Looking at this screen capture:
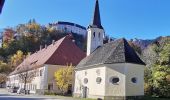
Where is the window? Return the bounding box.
[93,32,95,38]
[40,69,43,76]
[48,83,53,90]
[98,32,101,38]
[84,78,88,84]
[110,77,119,84]
[96,77,102,84]
[131,77,137,83]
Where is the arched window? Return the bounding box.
[98,32,101,38]
[93,32,95,38]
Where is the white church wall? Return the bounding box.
[86,28,104,56]
[125,63,144,96]
[74,65,106,98]
[104,64,126,96]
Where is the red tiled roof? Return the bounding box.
[10,35,86,75]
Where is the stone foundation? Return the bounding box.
[74,93,144,100]
[104,96,144,100]
[73,93,81,98]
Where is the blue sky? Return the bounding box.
[0,0,170,39]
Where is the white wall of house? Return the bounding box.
[7,64,68,94]
[7,66,47,94]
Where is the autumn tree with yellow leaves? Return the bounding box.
[10,50,25,69]
[54,64,74,95]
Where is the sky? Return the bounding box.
[0,0,170,39]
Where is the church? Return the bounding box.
[74,0,145,100]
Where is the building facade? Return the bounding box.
[48,21,87,37]
[74,0,145,100]
[7,35,85,94]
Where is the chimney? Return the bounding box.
[45,44,47,49]
[40,45,42,50]
[52,40,55,45]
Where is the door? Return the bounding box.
[82,86,88,98]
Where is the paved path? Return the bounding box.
[0,88,76,100]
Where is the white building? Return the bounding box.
[74,0,145,100]
[48,21,87,37]
[7,35,85,94]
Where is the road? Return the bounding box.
[0,88,76,100]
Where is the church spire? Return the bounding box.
[91,0,103,29]
[86,0,104,56]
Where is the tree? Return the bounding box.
[0,61,11,74]
[10,50,25,69]
[18,63,36,94]
[0,73,7,84]
[151,43,170,97]
[144,43,170,97]
[54,64,74,95]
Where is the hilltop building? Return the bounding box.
[48,21,87,37]
[7,35,85,94]
[74,0,145,100]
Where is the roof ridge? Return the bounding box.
[44,36,67,64]
[122,39,128,62]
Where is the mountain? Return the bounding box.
[142,36,170,66]
[132,38,154,50]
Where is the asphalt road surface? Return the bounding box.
[0,88,75,100]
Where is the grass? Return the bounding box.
[44,94,169,100]
[143,97,170,100]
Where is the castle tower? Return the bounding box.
[87,0,105,56]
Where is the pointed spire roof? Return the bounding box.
[76,38,145,69]
[89,0,103,29]
[0,0,5,14]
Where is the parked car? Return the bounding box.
[6,85,11,90]
[17,88,30,94]
[9,86,19,93]
[17,88,24,94]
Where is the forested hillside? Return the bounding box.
[0,20,85,75]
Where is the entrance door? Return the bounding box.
[82,86,88,98]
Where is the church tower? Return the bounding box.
[86,0,105,56]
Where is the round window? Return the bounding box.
[96,77,102,84]
[84,78,88,84]
[110,77,119,84]
[131,77,137,83]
